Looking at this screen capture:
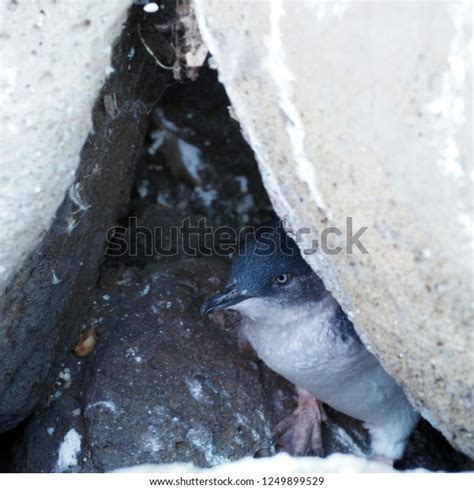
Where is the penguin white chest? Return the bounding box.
[236,297,341,381]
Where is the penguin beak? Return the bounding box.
[200,285,249,315]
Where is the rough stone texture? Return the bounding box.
[0,6,173,433]
[0,0,131,291]
[194,0,474,456]
[12,259,285,472]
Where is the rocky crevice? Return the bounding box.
[1,3,472,473]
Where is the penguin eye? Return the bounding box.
[275,273,291,285]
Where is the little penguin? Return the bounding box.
[201,223,419,462]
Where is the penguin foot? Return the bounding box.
[275,387,327,456]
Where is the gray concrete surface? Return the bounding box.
[0,0,131,294]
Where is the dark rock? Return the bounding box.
[321,408,370,458]
[107,204,215,269]
[396,419,474,471]
[12,258,286,472]
[0,5,174,433]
